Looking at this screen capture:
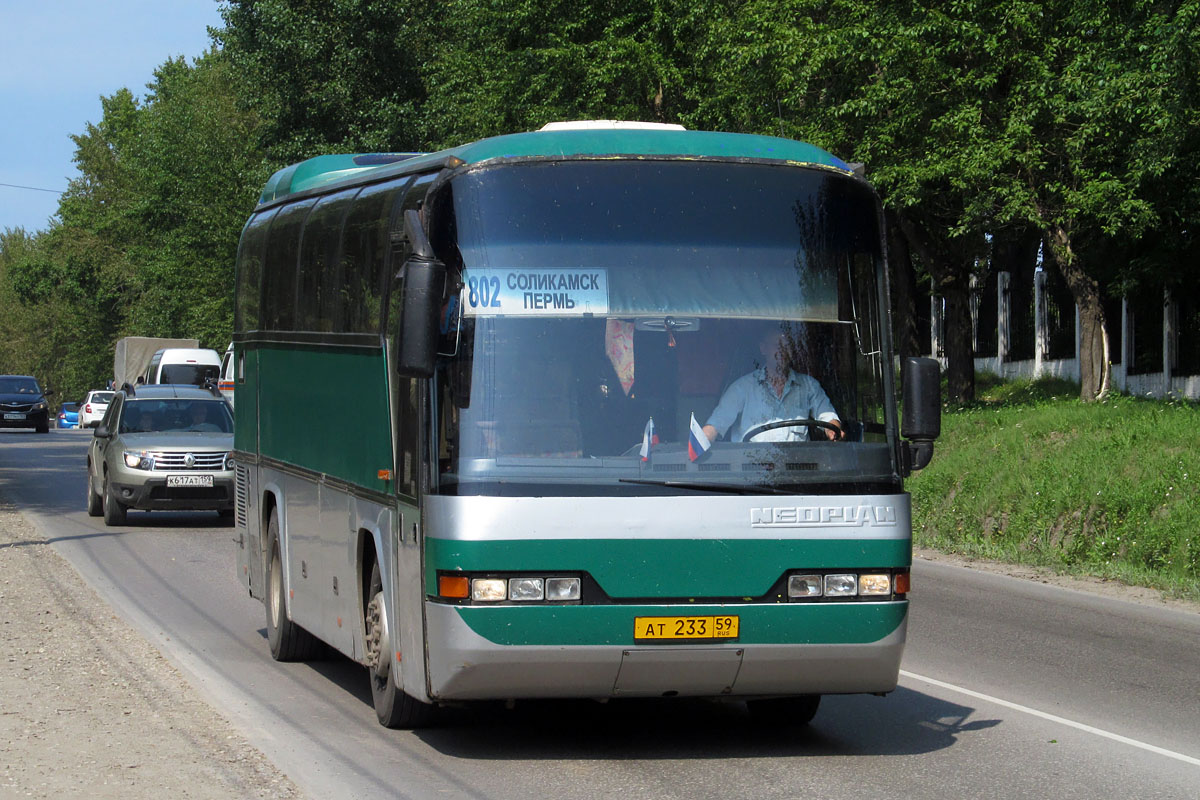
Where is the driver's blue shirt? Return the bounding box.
[705,368,838,442]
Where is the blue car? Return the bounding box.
[56,402,81,429]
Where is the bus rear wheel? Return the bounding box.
[265,513,321,661]
[366,559,434,729]
[746,694,821,726]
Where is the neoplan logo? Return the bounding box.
[750,505,897,528]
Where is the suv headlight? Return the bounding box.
[123,450,153,470]
[33,401,48,412]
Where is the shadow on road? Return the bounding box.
[414,689,998,759]
[288,644,999,759]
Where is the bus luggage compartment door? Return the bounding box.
[613,647,744,697]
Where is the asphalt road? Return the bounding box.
[3,429,1198,799]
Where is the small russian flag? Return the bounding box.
[688,412,711,461]
[640,417,656,461]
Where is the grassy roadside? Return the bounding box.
[907,375,1200,601]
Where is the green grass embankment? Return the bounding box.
[907,375,1200,601]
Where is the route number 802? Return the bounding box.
[467,276,502,309]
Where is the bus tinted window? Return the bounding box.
[298,189,356,333]
[235,208,277,332]
[263,198,317,331]
[339,181,405,334]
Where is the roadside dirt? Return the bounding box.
[0,499,303,800]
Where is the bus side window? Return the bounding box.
[236,208,277,334]
[395,374,419,497]
[298,189,357,334]
[263,198,317,332]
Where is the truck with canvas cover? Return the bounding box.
[113,337,199,387]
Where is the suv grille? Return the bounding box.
[147,451,229,470]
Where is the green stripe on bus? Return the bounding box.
[253,344,392,488]
[426,537,910,598]
[448,600,907,646]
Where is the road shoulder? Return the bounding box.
[0,499,302,800]
[914,548,1200,615]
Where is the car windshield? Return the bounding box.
[62,403,80,412]
[0,377,40,394]
[91,392,114,404]
[160,364,219,385]
[119,399,233,434]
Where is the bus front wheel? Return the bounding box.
[265,513,321,661]
[366,559,434,729]
[746,694,821,726]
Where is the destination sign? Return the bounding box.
[461,269,609,316]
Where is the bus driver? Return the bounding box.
[702,325,844,444]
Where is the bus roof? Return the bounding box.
[257,127,853,206]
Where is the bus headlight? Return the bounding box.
[545,577,581,601]
[858,574,891,596]
[824,574,858,597]
[471,578,507,602]
[787,574,824,598]
[508,578,544,601]
[460,575,582,603]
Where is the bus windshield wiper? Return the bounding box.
[618,478,788,495]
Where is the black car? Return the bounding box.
[0,375,52,433]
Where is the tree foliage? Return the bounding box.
[1,50,265,400]
[3,1,1197,405]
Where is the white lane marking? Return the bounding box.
[900,670,1200,768]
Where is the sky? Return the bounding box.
[0,0,225,234]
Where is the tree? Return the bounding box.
[420,0,687,145]
[0,50,265,399]
[215,0,431,159]
[969,1,1199,400]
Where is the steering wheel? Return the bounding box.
[740,418,843,442]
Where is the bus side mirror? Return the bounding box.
[901,357,940,473]
[393,209,446,378]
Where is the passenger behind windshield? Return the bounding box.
[119,400,232,434]
[703,324,843,444]
[0,378,39,394]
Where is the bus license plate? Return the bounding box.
[167,474,213,488]
[3,413,25,420]
[634,615,739,641]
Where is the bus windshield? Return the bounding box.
[433,160,894,496]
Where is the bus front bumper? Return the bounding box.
[423,600,907,701]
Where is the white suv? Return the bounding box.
[79,390,114,428]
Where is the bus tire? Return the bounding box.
[265,513,321,661]
[746,694,821,726]
[367,559,434,729]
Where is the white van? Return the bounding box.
[142,348,222,386]
[218,342,235,409]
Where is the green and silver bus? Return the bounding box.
[232,122,940,728]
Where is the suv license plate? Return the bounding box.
[634,615,739,641]
[3,413,25,420]
[167,474,213,488]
